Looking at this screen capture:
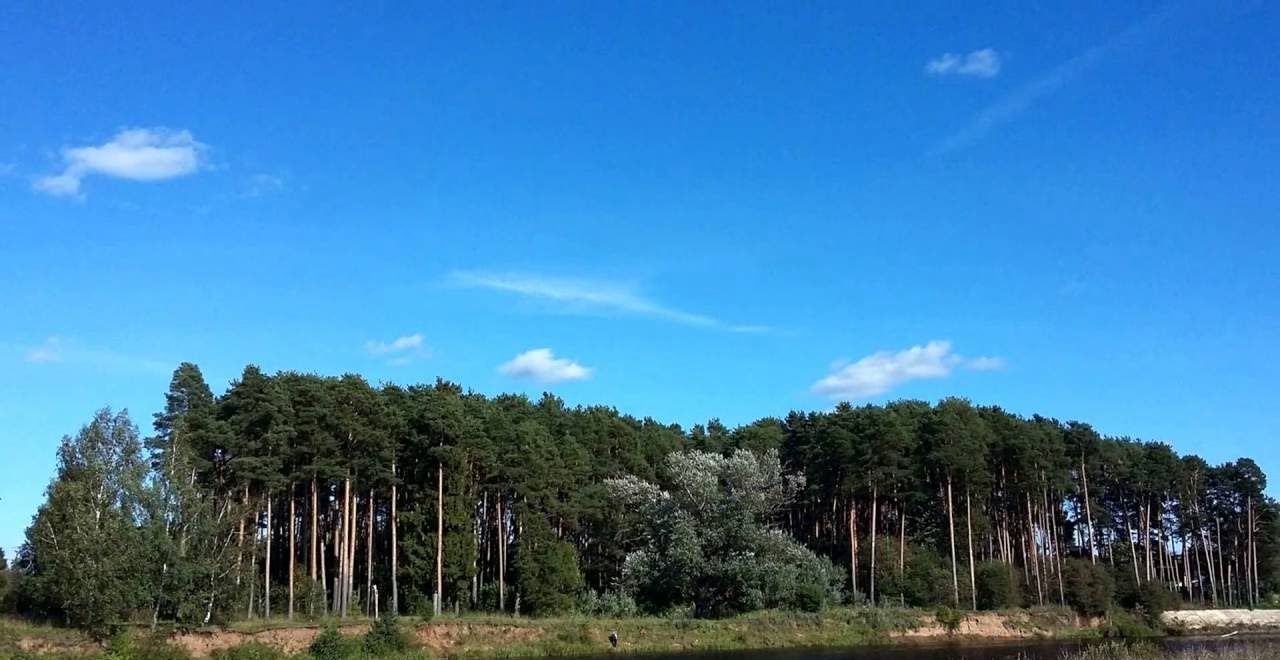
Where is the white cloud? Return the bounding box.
[18,336,169,372]
[498,348,592,384]
[926,49,1002,78]
[811,340,1004,400]
[243,173,286,198]
[450,270,764,333]
[34,128,206,198]
[365,333,428,365]
[24,336,62,363]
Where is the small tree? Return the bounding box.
[514,516,584,616]
[974,560,1020,610]
[21,409,151,638]
[1063,558,1114,617]
[608,449,843,617]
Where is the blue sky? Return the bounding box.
[2,1,1278,554]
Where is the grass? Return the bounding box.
[6,607,1244,659]
[1063,641,1280,660]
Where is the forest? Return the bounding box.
[2,362,1276,637]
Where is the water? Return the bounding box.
[596,637,1280,660]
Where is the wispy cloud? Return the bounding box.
[450,270,765,333]
[24,336,63,364]
[933,5,1191,154]
[365,333,429,365]
[242,173,286,198]
[811,340,1004,400]
[926,49,1002,78]
[17,336,170,372]
[498,348,593,384]
[34,127,206,198]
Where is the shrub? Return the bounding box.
[935,605,964,635]
[578,589,640,617]
[210,642,287,660]
[405,592,435,621]
[363,615,414,655]
[974,560,1020,610]
[901,548,954,607]
[309,625,358,660]
[1127,580,1178,626]
[792,580,825,613]
[514,518,584,616]
[1102,607,1162,639]
[1063,558,1115,617]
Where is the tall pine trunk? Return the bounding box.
[1081,457,1097,564]
[869,485,878,605]
[310,478,318,582]
[392,461,399,616]
[497,492,506,612]
[347,488,357,617]
[965,488,976,610]
[366,489,374,616]
[946,475,959,606]
[899,503,907,606]
[849,500,858,599]
[288,484,296,619]
[436,461,444,616]
[340,477,351,617]
[265,494,273,619]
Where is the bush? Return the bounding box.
[404,592,436,621]
[935,606,964,635]
[363,615,414,655]
[578,589,640,617]
[1125,580,1178,626]
[1102,607,1162,639]
[514,519,584,616]
[900,548,954,607]
[211,642,287,660]
[974,560,1020,610]
[291,571,327,620]
[1063,558,1115,617]
[792,580,825,613]
[105,630,194,660]
[309,625,358,660]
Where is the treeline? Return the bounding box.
[4,363,1278,635]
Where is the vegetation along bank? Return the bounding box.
[0,362,1275,650]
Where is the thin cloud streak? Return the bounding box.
[450,270,766,333]
[365,333,429,365]
[933,4,1193,155]
[17,336,170,373]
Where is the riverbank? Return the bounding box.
[3,607,1100,657]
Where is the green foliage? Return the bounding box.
[577,589,639,617]
[1102,608,1163,639]
[899,547,954,607]
[934,605,964,634]
[1123,581,1178,627]
[609,449,843,617]
[210,642,288,660]
[22,409,151,639]
[363,615,414,655]
[308,625,358,660]
[104,630,192,660]
[514,516,584,616]
[973,560,1020,610]
[1064,558,1116,617]
[793,580,825,612]
[10,359,1280,635]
